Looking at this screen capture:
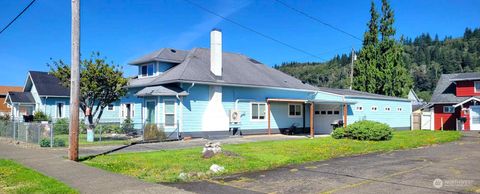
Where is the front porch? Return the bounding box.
[266,98,355,137]
[5,91,36,121]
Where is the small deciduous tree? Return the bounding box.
[49,52,128,132]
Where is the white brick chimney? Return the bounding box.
[210,29,222,76]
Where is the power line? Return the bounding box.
[183,0,328,61]
[0,0,36,35]
[275,0,362,42]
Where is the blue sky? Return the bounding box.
[0,0,479,86]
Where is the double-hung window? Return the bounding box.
[140,63,155,77]
[56,102,64,118]
[164,100,176,127]
[443,106,455,113]
[475,81,480,93]
[288,104,302,117]
[251,103,266,120]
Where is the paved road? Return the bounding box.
[0,142,192,194]
[172,132,480,194]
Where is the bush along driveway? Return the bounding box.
[83,131,462,183]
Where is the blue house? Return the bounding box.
[122,29,412,137]
[5,29,411,137]
[5,71,122,123]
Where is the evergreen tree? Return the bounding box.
[377,0,412,97]
[354,1,379,93]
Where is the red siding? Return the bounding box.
[456,81,480,97]
[434,104,459,130]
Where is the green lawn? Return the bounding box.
[0,159,77,194]
[83,130,462,183]
[55,134,131,147]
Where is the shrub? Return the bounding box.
[121,118,135,134]
[33,111,50,122]
[143,124,166,142]
[332,120,393,141]
[0,114,10,121]
[331,127,348,139]
[39,138,66,147]
[53,118,69,135]
[39,138,50,147]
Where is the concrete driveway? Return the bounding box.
[171,132,480,194]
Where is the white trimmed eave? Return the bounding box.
[453,97,480,107]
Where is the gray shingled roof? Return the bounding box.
[430,73,479,104]
[136,84,189,97]
[29,71,70,97]
[129,48,189,65]
[317,87,410,101]
[127,48,318,91]
[7,92,35,103]
[450,72,480,81]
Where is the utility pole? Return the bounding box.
[69,0,80,161]
[349,48,356,90]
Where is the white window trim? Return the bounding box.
[384,107,391,112]
[250,102,267,122]
[371,106,378,112]
[397,107,403,112]
[107,104,115,111]
[55,101,65,118]
[475,81,480,93]
[120,103,135,119]
[139,63,158,78]
[288,103,303,118]
[163,99,177,128]
[143,99,157,123]
[443,106,455,113]
[355,106,363,112]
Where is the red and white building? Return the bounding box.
[430,72,480,131]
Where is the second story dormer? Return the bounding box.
[450,72,480,97]
[129,48,188,78]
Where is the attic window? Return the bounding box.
[170,49,177,53]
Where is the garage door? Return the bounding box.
[314,104,342,134]
[470,106,480,130]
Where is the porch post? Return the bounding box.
[343,103,347,127]
[310,102,314,138]
[267,102,271,135]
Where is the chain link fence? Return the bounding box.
[0,120,180,148]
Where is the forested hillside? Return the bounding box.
[275,27,480,101]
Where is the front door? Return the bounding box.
[470,106,480,130]
[145,101,156,124]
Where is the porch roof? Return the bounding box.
[309,99,357,104]
[135,84,189,97]
[452,97,480,107]
[266,98,356,104]
[6,92,35,104]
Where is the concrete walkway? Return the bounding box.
[0,142,192,194]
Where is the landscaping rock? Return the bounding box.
[202,150,215,159]
[209,164,225,173]
[202,142,222,154]
[178,172,188,180]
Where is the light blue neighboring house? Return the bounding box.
[5,71,122,123]
[122,29,412,137]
